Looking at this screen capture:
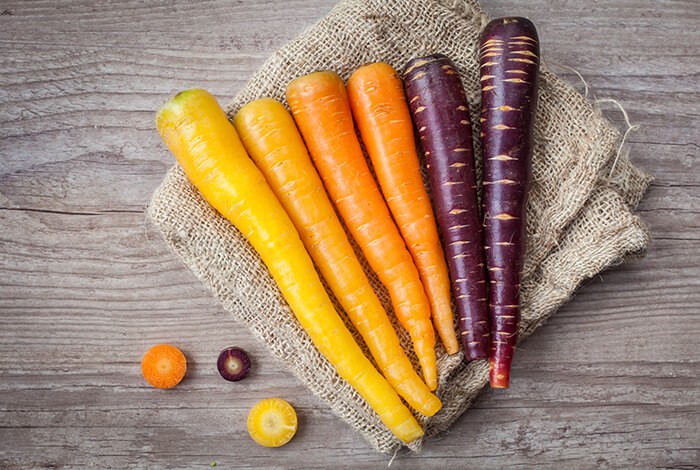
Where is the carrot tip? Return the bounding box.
[425,373,438,391]
[489,359,511,388]
[490,378,510,389]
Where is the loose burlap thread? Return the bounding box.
[147,0,651,453]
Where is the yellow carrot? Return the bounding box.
[156,88,424,443]
[234,98,442,416]
[286,72,438,390]
[347,62,459,355]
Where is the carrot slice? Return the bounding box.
[247,398,298,447]
[141,344,187,389]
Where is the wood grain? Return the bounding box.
[1,0,698,468]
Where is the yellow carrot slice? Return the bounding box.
[286,72,438,390]
[247,398,298,447]
[348,62,459,355]
[234,98,441,416]
[155,89,423,444]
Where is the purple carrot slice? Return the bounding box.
[217,346,251,382]
[479,17,540,388]
[402,54,490,361]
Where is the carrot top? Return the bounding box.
[141,344,187,389]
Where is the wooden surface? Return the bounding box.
[1,0,698,468]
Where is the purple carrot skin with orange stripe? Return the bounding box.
[479,17,540,388]
[402,54,490,361]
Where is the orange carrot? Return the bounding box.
[141,344,187,389]
[347,62,459,356]
[286,72,438,390]
[234,98,441,415]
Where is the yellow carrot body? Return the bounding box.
[234,98,441,416]
[286,72,438,390]
[156,89,423,443]
[348,62,459,355]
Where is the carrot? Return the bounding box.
[402,54,490,361]
[479,18,540,388]
[286,72,438,390]
[156,89,423,443]
[346,62,459,357]
[141,344,187,389]
[234,98,441,416]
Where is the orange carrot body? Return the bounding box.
[234,98,441,416]
[286,72,438,390]
[347,62,459,355]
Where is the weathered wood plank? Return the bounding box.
[0,0,698,468]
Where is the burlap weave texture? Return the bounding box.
[147,0,651,453]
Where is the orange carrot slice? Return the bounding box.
[141,344,187,389]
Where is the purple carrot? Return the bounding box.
[402,54,490,361]
[479,17,540,388]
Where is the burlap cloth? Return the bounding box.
[147,0,651,453]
